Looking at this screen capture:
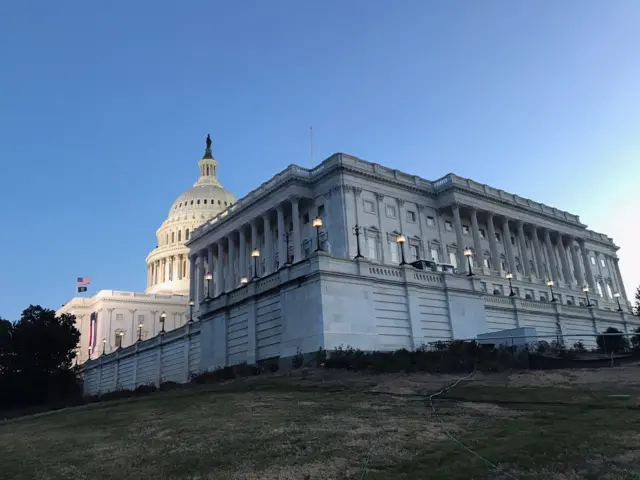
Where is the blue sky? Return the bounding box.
[1,1,638,320]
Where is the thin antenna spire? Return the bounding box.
[310,126,314,168]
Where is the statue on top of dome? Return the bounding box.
[202,134,214,159]
[206,134,212,149]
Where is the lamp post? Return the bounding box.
[546,280,556,302]
[160,311,166,333]
[396,234,407,265]
[137,322,143,342]
[240,277,249,286]
[506,273,516,296]
[251,248,260,279]
[312,217,323,251]
[583,286,592,307]
[614,292,623,312]
[352,224,364,259]
[204,271,213,300]
[188,299,195,323]
[102,338,106,356]
[118,331,124,349]
[464,248,474,276]
[283,232,291,265]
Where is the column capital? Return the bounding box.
[288,195,301,204]
[375,192,385,201]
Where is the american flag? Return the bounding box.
[77,277,91,286]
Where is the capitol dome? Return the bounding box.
[145,135,236,296]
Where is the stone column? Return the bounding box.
[470,208,483,268]
[531,227,544,279]
[207,244,214,296]
[189,255,196,301]
[568,238,584,286]
[263,213,273,275]
[451,204,466,269]
[579,240,595,290]
[502,218,516,274]
[277,204,286,267]
[239,227,247,279]
[486,213,500,271]
[251,220,260,277]
[544,230,559,282]
[216,241,225,294]
[375,193,387,263]
[228,233,236,288]
[557,235,572,286]
[291,197,301,263]
[517,221,531,276]
[197,253,205,303]
[613,258,628,300]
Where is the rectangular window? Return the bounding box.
[462,225,470,235]
[500,260,507,271]
[566,295,575,306]
[389,241,399,263]
[539,292,548,302]
[430,248,439,263]
[406,210,416,222]
[492,284,503,295]
[385,205,397,218]
[116,313,124,322]
[303,213,310,224]
[449,252,457,268]
[367,237,378,260]
[511,236,516,246]
[600,258,606,268]
[495,233,501,242]
[479,228,485,239]
[524,289,534,300]
[525,239,530,248]
[590,256,596,265]
[115,333,123,348]
[426,216,435,227]
[483,257,490,268]
[410,245,419,261]
[363,200,375,213]
[303,241,311,258]
[578,298,585,306]
[444,221,453,232]
[137,314,144,324]
[317,205,325,217]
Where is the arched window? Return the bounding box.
[171,232,175,243]
[204,199,207,204]
[190,200,194,205]
[218,200,221,205]
[178,231,182,241]
[197,199,200,204]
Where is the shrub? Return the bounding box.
[292,348,304,369]
[159,381,182,391]
[596,327,629,354]
[134,384,157,395]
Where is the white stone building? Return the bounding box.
[58,136,236,364]
[82,152,638,394]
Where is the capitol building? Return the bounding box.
[77,137,638,394]
[58,136,236,364]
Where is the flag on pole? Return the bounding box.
[77,277,90,293]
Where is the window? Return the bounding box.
[483,257,490,268]
[178,231,182,241]
[444,221,453,231]
[406,210,416,222]
[389,241,399,263]
[606,283,613,299]
[495,233,501,242]
[303,240,311,259]
[539,292,548,302]
[197,199,200,204]
[492,284,504,295]
[590,256,596,266]
[367,236,378,260]
[171,232,175,243]
[385,205,397,218]
[462,225,470,235]
[525,239,530,248]
[449,252,457,268]
[186,229,190,240]
[426,216,435,227]
[204,199,207,204]
[303,213,309,224]
[116,313,124,322]
[480,282,488,293]
[578,298,586,306]
[511,236,516,246]
[525,289,535,300]
[596,281,604,297]
[115,333,123,349]
[600,258,606,268]
[363,200,375,213]
[501,260,507,271]
[138,314,144,324]
[566,295,575,306]
[317,205,325,217]
[410,245,419,261]
[479,229,485,239]
[516,261,522,274]
[430,248,439,263]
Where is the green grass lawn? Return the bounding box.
[2,369,640,479]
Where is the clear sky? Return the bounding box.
[0,1,638,320]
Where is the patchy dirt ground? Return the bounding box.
[2,366,640,479]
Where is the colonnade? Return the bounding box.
[189,197,305,304]
[450,204,626,300]
[147,254,189,288]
